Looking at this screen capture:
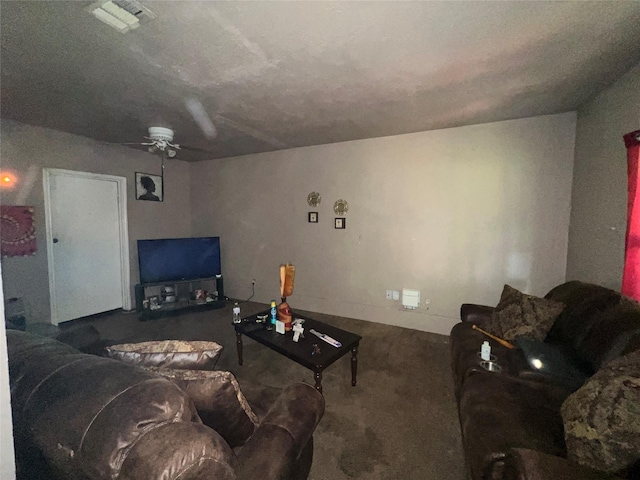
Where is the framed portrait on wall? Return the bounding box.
[135,172,163,202]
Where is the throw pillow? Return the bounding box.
[105,340,223,370]
[485,285,564,342]
[144,367,259,448]
[561,350,640,477]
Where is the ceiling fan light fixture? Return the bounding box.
[122,125,208,159]
[148,126,175,142]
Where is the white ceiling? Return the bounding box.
[2,1,640,161]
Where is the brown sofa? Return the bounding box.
[7,330,325,480]
[450,281,640,480]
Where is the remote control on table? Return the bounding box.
[309,329,342,348]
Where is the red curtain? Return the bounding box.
[622,130,640,300]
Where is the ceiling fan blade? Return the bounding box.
[175,144,216,154]
[185,98,218,140]
[120,142,154,146]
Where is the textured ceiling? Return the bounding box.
[2,1,640,161]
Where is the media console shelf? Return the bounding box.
[135,275,225,320]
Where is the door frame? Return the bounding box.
[43,168,131,324]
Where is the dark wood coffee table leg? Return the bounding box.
[351,344,359,386]
[236,331,243,366]
[314,369,323,394]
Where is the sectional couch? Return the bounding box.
[450,281,640,480]
[7,330,325,480]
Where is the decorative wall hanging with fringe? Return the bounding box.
[1,205,36,258]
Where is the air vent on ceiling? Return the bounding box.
[88,0,155,33]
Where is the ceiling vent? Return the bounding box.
[88,0,155,33]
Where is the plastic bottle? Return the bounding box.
[481,341,491,361]
[232,303,241,324]
[270,300,277,325]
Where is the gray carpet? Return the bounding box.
[61,301,465,480]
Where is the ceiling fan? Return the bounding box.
[121,126,214,158]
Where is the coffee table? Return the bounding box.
[234,310,362,393]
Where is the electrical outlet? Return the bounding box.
[252,278,256,285]
[392,290,400,300]
[386,290,393,300]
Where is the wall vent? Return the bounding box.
[88,0,155,33]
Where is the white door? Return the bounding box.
[44,169,130,324]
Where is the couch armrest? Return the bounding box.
[236,383,325,480]
[503,448,624,480]
[119,422,237,480]
[460,304,494,323]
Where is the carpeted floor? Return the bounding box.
[60,301,465,480]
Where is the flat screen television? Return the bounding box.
[138,237,221,285]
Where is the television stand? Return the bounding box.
[135,276,225,321]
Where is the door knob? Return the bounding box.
[53,238,59,243]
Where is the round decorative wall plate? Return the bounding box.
[333,199,349,215]
[307,191,321,207]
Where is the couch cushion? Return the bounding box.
[459,372,571,480]
[544,282,640,372]
[561,350,640,478]
[237,381,284,421]
[485,285,564,343]
[145,367,259,448]
[574,300,640,371]
[105,340,223,370]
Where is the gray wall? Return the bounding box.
[0,120,192,324]
[1,113,577,334]
[566,63,640,288]
[191,113,576,334]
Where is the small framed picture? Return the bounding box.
[308,212,318,223]
[136,172,163,202]
[335,217,346,229]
